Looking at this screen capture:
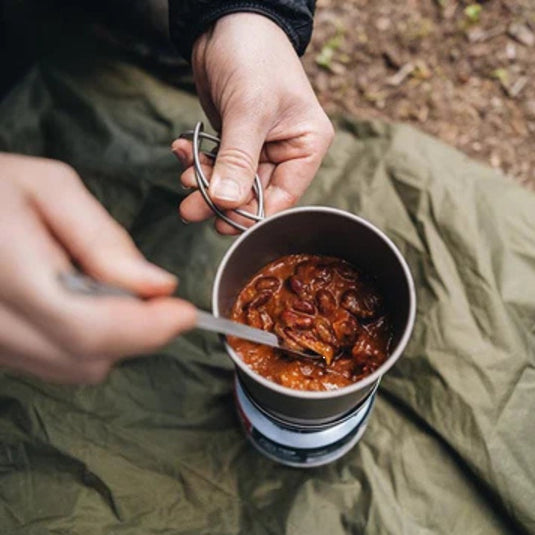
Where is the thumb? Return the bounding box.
[209,115,265,208]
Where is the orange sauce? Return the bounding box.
[229,254,391,391]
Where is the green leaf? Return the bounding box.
[314,31,345,70]
[464,4,482,23]
[315,47,335,68]
[490,68,508,84]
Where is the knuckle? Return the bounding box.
[84,226,137,270]
[49,160,79,185]
[324,118,335,145]
[278,186,299,206]
[311,118,335,152]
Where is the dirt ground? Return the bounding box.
[303,0,535,190]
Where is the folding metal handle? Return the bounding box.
[179,122,265,232]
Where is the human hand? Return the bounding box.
[172,13,334,234]
[0,153,196,384]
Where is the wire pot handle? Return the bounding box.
[179,122,265,232]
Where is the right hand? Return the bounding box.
[172,13,334,235]
[0,153,197,384]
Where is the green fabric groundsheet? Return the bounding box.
[1,37,534,535]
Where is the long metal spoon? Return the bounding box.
[58,271,324,362]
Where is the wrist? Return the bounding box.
[169,0,314,62]
[192,11,298,63]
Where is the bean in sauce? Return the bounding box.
[229,254,392,391]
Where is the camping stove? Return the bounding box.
[234,376,377,468]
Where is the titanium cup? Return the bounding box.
[213,206,416,426]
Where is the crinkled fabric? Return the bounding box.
[0,34,534,535]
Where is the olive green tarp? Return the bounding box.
[0,39,534,535]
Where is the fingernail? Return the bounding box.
[179,216,189,225]
[180,184,192,192]
[212,177,241,202]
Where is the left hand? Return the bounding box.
[171,13,334,235]
[0,153,197,384]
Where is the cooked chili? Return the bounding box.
[229,254,392,391]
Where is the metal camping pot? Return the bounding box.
[212,206,416,425]
[182,123,417,427]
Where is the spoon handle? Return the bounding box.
[196,310,279,346]
[58,271,322,361]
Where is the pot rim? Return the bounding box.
[212,206,416,400]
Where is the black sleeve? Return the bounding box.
[169,0,316,62]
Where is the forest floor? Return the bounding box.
[303,0,535,189]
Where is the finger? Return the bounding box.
[263,155,323,215]
[172,137,271,167]
[0,178,73,308]
[178,190,216,222]
[181,159,274,198]
[213,162,275,235]
[0,302,111,384]
[0,179,197,370]
[171,138,214,168]
[209,111,267,209]
[179,159,276,227]
[180,163,213,189]
[213,219,241,236]
[261,118,334,215]
[263,109,334,164]
[214,205,256,235]
[13,155,177,298]
[49,294,198,360]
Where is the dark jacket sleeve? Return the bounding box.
[169,0,315,62]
